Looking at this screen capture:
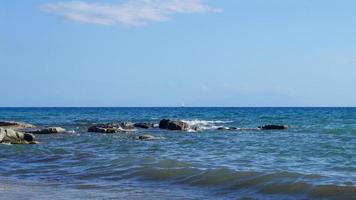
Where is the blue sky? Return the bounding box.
[1,0,356,107]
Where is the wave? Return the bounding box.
[181,119,233,131]
[182,120,233,125]
[2,154,355,199]
[90,161,356,199]
[181,119,262,132]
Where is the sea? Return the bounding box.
[0,107,355,200]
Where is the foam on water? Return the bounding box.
[182,119,233,131]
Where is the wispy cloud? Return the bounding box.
[40,0,221,26]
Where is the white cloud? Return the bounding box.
[41,0,221,26]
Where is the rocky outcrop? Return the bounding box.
[134,123,154,129]
[88,125,113,133]
[138,134,156,140]
[120,122,135,130]
[29,127,66,134]
[0,121,35,131]
[0,128,36,144]
[258,125,288,130]
[159,119,189,131]
[88,122,136,133]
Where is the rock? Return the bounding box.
[0,128,36,144]
[120,122,135,130]
[88,126,107,133]
[193,126,202,131]
[0,121,18,126]
[134,123,154,129]
[30,127,66,134]
[0,121,35,130]
[105,128,117,133]
[138,134,156,140]
[88,122,136,133]
[159,119,189,131]
[258,125,288,130]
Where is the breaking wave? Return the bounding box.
[181,119,233,131]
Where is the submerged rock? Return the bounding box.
[29,127,66,134]
[258,125,288,130]
[0,128,36,144]
[88,122,136,133]
[138,134,156,140]
[159,119,189,131]
[134,123,154,129]
[0,121,35,130]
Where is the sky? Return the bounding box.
[1,0,356,107]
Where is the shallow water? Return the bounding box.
[0,107,355,199]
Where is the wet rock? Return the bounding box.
[0,121,35,130]
[258,125,288,130]
[88,122,136,133]
[159,119,189,131]
[134,123,154,129]
[192,126,202,131]
[105,128,117,133]
[0,121,18,126]
[88,126,107,133]
[120,122,135,130]
[0,128,36,144]
[138,134,156,140]
[29,127,66,134]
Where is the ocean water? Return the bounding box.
[0,107,355,200]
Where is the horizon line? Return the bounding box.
[1,106,356,108]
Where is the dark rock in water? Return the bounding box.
[88,125,114,133]
[258,125,288,130]
[138,134,156,140]
[88,122,136,133]
[159,119,189,131]
[29,127,66,134]
[0,121,35,130]
[193,126,202,131]
[23,133,35,143]
[88,126,107,133]
[134,123,154,129]
[105,128,117,133]
[0,128,36,144]
[120,122,135,130]
[0,121,18,126]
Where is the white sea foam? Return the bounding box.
[180,119,261,131]
[182,119,233,131]
[182,119,232,125]
[67,130,76,134]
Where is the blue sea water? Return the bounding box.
[0,107,355,200]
